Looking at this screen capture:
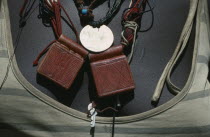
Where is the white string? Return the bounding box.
[121,21,139,63]
[129,0,133,8]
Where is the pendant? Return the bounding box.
[80,25,114,52]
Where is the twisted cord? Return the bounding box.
[121,0,154,63]
[121,21,139,63]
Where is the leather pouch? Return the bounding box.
[37,35,88,89]
[89,45,135,97]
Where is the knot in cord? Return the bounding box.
[121,21,139,46]
[121,21,139,63]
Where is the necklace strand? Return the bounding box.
[74,0,123,27]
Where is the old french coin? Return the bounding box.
[80,25,114,52]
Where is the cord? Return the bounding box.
[74,0,123,27]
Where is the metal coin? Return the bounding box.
[80,25,114,52]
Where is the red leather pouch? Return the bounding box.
[37,35,88,89]
[89,45,135,98]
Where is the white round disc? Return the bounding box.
[80,25,114,52]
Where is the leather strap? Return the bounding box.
[58,35,88,57]
[33,0,81,66]
[152,1,198,102]
[47,0,79,41]
[89,45,123,62]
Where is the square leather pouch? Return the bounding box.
[89,45,135,98]
[37,35,88,89]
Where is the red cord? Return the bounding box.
[32,0,80,65]
[123,0,147,22]
[33,40,57,66]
